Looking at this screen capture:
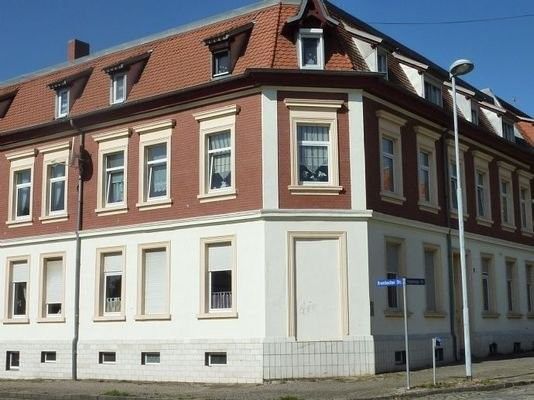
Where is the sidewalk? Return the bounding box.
[1,355,534,400]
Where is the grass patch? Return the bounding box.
[102,389,130,397]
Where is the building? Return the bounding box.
[0,0,532,383]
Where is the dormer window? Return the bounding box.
[424,78,443,107]
[471,106,479,126]
[111,73,126,104]
[213,50,230,77]
[377,49,388,78]
[55,88,69,118]
[298,29,324,70]
[502,120,515,142]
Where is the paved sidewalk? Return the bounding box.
[1,355,534,400]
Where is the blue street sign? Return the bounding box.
[405,278,425,285]
[377,278,403,287]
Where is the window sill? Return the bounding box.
[527,313,534,319]
[95,206,128,216]
[476,217,494,227]
[288,185,343,196]
[135,314,171,321]
[481,311,500,319]
[93,315,126,322]
[520,230,534,238]
[5,219,33,228]
[418,202,440,214]
[424,311,447,318]
[383,309,412,318]
[37,317,65,323]
[450,211,469,221]
[197,311,238,320]
[3,318,30,325]
[501,223,517,233]
[197,189,237,203]
[506,312,523,319]
[136,199,173,211]
[380,191,406,205]
[39,214,69,224]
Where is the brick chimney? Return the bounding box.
[67,39,90,62]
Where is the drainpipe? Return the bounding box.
[69,119,85,380]
[441,128,458,361]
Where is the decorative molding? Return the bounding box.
[92,128,131,143]
[392,52,428,70]
[37,141,71,154]
[133,119,175,135]
[414,125,441,141]
[497,160,516,172]
[471,150,493,163]
[193,104,239,121]
[284,98,344,109]
[376,109,407,126]
[5,148,37,161]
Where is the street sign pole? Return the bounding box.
[403,277,410,390]
[432,338,436,386]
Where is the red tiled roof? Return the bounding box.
[518,121,534,146]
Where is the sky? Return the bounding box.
[1,0,533,115]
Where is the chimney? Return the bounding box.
[67,39,90,62]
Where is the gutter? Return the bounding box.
[69,119,85,380]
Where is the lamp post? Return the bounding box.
[449,59,474,380]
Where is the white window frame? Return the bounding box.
[472,151,493,226]
[212,50,231,77]
[376,48,388,79]
[518,171,533,235]
[39,143,70,222]
[93,129,130,215]
[415,126,440,212]
[141,352,161,365]
[38,253,65,322]
[198,236,237,319]
[377,110,407,204]
[99,352,116,364]
[4,256,30,323]
[136,242,171,320]
[498,162,516,231]
[110,72,127,104]
[41,351,57,363]
[6,150,36,226]
[447,140,468,219]
[424,77,443,107]
[94,247,126,322]
[134,120,174,210]
[55,87,69,118]
[6,351,20,371]
[297,28,324,70]
[194,105,238,202]
[480,254,498,316]
[285,99,343,195]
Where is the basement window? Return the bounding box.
[6,351,20,371]
[99,352,116,364]
[41,351,57,363]
[141,352,160,365]
[205,352,227,366]
[394,350,406,365]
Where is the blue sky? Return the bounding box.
[1,0,533,115]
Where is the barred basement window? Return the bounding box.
[6,351,20,371]
[141,352,160,365]
[99,352,116,364]
[41,351,57,363]
[205,352,227,366]
[394,350,406,365]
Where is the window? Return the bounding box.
[419,151,431,202]
[6,259,29,320]
[415,126,440,211]
[194,105,238,201]
[6,351,19,371]
[385,241,403,310]
[205,352,227,366]
[213,50,230,77]
[95,249,125,319]
[48,164,67,215]
[501,180,512,225]
[378,111,406,204]
[14,169,32,219]
[518,172,533,234]
[39,143,70,220]
[111,73,126,104]
[498,162,516,229]
[93,129,130,214]
[6,150,35,225]
[506,259,518,314]
[286,99,343,195]
[138,245,169,319]
[424,247,440,313]
[447,142,468,217]
[40,256,64,320]
[41,351,56,363]
[502,120,515,142]
[141,352,160,365]
[526,264,534,314]
[134,120,174,209]
[99,352,116,364]
[297,29,324,70]
[473,151,493,225]
[199,237,237,318]
[471,107,479,126]
[481,256,494,313]
[377,49,388,77]
[424,79,443,107]
[394,350,406,365]
[55,88,69,118]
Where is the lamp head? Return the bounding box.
[449,59,474,77]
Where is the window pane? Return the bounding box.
[208,131,231,190]
[105,275,122,313]
[301,37,319,66]
[16,169,31,184]
[424,250,436,311]
[386,243,400,309]
[297,125,329,183]
[45,258,63,314]
[107,172,124,203]
[59,90,69,115]
[147,143,166,161]
[149,164,167,198]
[50,180,65,212]
[114,74,125,101]
[377,52,387,73]
[210,270,232,309]
[106,152,124,169]
[13,282,27,316]
[10,352,20,367]
[144,249,167,315]
[17,186,31,217]
[214,51,230,75]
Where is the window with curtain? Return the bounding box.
[104,152,124,205]
[48,163,66,214]
[111,73,126,104]
[419,151,431,202]
[11,260,29,318]
[381,137,395,192]
[102,252,123,315]
[146,143,167,200]
[207,131,232,191]
[476,171,487,218]
[142,248,167,315]
[297,124,330,184]
[44,258,63,317]
[500,180,511,224]
[15,169,31,219]
[207,242,233,310]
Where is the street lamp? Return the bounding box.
[449,58,474,380]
